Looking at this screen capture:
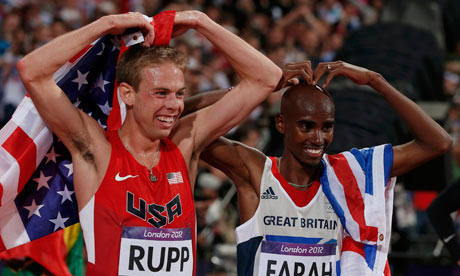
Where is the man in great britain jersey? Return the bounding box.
[196,61,452,275]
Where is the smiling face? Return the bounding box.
[131,62,186,139]
[276,84,335,168]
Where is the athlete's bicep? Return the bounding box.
[193,82,272,151]
[391,141,441,177]
[201,137,250,181]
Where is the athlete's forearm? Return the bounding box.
[18,13,154,86]
[182,89,228,117]
[192,12,282,90]
[369,73,451,155]
[19,18,108,84]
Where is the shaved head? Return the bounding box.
[280,84,334,117]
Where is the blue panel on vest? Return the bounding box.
[237,236,263,276]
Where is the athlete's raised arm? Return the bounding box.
[312,61,452,177]
[17,13,155,155]
[181,61,312,118]
[172,11,283,153]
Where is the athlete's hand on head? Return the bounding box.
[312,61,374,88]
[172,10,203,38]
[275,61,313,91]
[104,12,155,47]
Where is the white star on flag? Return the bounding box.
[23,199,44,218]
[94,73,110,93]
[97,42,105,55]
[97,118,106,129]
[73,99,81,107]
[45,146,61,164]
[57,185,74,204]
[49,212,69,231]
[63,163,73,177]
[33,171,52,191]
[72,70,89,90]
[98,100,112,115]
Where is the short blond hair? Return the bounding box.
[116,45,188,91]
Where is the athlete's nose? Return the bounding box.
[165,94,180,110]
[311,129,324,145]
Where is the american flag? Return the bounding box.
[0,34,119,252]
[167,172,184,184]
[320,144,395,275]
[0,11,175,252]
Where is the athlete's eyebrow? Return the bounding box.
[152,87,187,92]
[297,119,335,124]
[297,119,315,126]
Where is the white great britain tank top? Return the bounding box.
[235,157,342,276]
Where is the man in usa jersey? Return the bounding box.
[17,9,283,276]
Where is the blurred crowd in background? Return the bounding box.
[1,0,460,275]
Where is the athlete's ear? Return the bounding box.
[275,113,286,134]
[119,82,135,107]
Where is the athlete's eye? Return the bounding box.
[176,91,185,98]
[299,122,313,131]
[323,122,334,131]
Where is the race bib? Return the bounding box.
[259,241,337,276]
[118,226,193,276]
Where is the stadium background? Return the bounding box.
[0,0,459,275]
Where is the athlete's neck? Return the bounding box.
[278,154,319,188]
[118,127,162,160]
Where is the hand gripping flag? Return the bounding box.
[0,10,175,259]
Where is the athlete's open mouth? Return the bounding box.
[156,115,176,124]
[304,147,323,157]
[306,148,322,154]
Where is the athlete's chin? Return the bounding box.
[148,128,172,140]
[303,159,322,169]
[157,130,172,139]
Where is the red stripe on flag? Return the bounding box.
[342,236,364,257]
[2,127,37,193]
[384,261,391,276]
[107,78,121,131]
[121,0,130,13]
[152,11,176,46]
[0,230,72,276]
[0,237,6,252]
[328,154,377,242]
[69,45,92,63]
[0,181,3,207]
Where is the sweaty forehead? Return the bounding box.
[140,63,185,88]
[142,63,183,79]
[281,84,334,116]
